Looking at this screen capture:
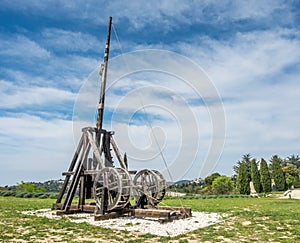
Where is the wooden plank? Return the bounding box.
[94,209,133,221]
[62,171,74,176]
[133,209,171,219]
[54,203,191,222]
[82,204,97,213]
[62,138,91,211]
[54,203,97,214]
[145,205,192,217]
[83,170,101,175]
[56,134,84,203]
[56,209,81,215]
[79,176,85,207]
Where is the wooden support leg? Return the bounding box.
[100,187,108,215]
[79,176,85,209]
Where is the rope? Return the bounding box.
[111,22,186,210]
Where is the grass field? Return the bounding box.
[0,196,299,242]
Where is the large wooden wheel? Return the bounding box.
[151,170,166,203]
[93,167,131,212]
[133,169,166,206]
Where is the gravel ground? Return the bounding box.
[280,188,300,199]
[23,209,223,237]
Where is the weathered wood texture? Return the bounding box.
[145,205,192,217]
[55,203,192,223]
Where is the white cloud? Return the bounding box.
[196,0,287,21]
[54,23,300,183]
[176,28,300,92]
[0,114,75,185]
[41,54,99,86]
[0,80,76,109]
[0,0,299,184]
[41,28,100,52]
[0,35,50,59]
[154,27,300,175]
[0,0,293,31]
[71,51,224,181]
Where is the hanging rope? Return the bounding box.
[112,23,186,208]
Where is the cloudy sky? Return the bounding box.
[0,0,299,185]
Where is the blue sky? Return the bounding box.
[0,1,300,185]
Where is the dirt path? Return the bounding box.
[281,188,300,199]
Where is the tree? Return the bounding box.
[294,175,300,188]
[286,175,294,189]
[251,159,262,193]
[204,173,221,186]
[16,181,45,193]
[271,155,286,191]
[282,164,300,177]
[285,154,300,169]
[233,154,252,180]
[282,164,300,188]
[260,158,272,193]
[212,176,234,194]
[237,163,250,195]
[123,153,128,169]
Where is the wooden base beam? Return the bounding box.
[133,208,171,219]
[145,205,192,217]
[94,209,133,221]
[54,203,97,215]
[53,203,192,222]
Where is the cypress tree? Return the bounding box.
[123,153,128,169]
[233,154,252,180]
[237,162,250,195]
[251,159,262,193]
[260,158,272,193]
[271,155,285,191]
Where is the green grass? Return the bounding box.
[0,196,299,242]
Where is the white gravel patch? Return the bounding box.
[22,209,223,237]
[280,189,300,199]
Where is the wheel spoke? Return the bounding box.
[94,167,131,212]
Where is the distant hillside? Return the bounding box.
[1,179,64,193]
[174,179,192,185]
[32,179,64,192]
[167,179,192,186]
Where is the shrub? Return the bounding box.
[2,191,15,197]
[294,175,300,188]
[212,176,234,195]
[16,192,27,198]
[199,186,214,195]
[33,192,45,198]
[23,193,33,198]
[49,193,59,199]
